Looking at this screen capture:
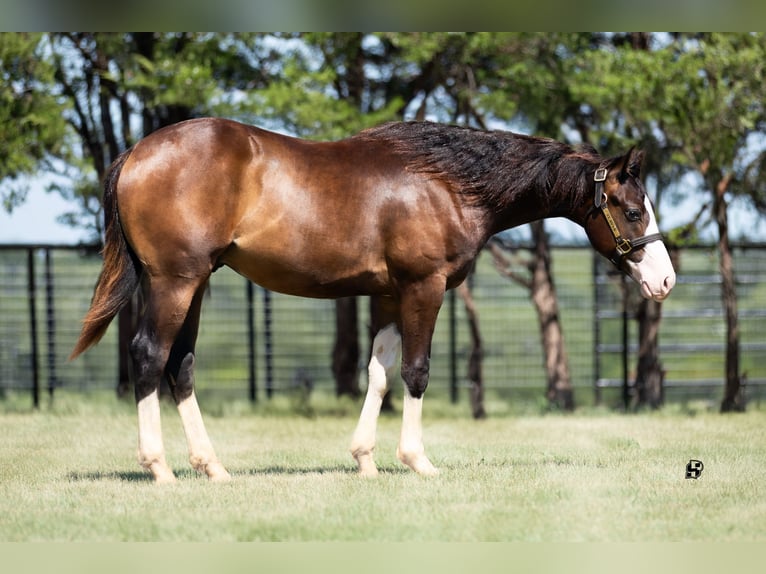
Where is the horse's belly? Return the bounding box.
[219,244,390,299]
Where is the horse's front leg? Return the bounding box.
[166,285,231,483]
[350,323,401,476]
[395,278,444,476]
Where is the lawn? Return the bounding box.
[1,391,765,542]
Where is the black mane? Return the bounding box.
[356,121,609,214]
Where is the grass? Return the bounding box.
[1,391,765,542]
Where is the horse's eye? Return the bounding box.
[626,209,642,222]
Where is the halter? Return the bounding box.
[591,165,664,267]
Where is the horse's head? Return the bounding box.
[583,148,676,301]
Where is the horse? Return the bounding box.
[70,118,675,483]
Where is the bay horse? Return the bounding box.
[70,118,675,482]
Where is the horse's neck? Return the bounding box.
[485,187,566,236]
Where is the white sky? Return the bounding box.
[0,184,87,244]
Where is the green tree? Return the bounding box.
[11,32,760,414]
[667,33,766,412]
[0,33,69,212]
[572,32,766,411]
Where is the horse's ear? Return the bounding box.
[621,147,644,179]
[625,147,644,179]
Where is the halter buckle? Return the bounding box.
[614,237,633,257]
[593,167,608,207]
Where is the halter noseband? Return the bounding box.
[591,165,664,267]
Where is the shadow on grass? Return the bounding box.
[67,468,225,482]
[68,470,155,482]
[236,464,410,477]
[68,464,411,482]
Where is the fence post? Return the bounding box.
[27,249,40,409]
[263,288,273,398]
[621,273,630,410]
[449,288,458,403]
[593,254,601,406]
[44,248,57,399]
[246,280,257,403]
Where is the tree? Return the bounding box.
[572,33,766,411]
[489,231,574,410]
[580,33,672,411]
[47,33,266,237]
[456,278,486,418]
[13,32,761,413]
[0,33,69,212]
[4,32,502,403]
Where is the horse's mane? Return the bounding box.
[355,121,608,213]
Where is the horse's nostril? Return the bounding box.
[663,275,675,292]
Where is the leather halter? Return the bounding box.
[591,165,664,267]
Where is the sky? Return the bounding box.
[0,184,88,244]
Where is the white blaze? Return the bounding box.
[624,196,676,301]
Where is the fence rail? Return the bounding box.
[593,244,766,404]
[2,242,765,408]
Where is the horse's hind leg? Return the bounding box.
[350,323,401,476]
[131,275,207,483]
[165,282,231,482]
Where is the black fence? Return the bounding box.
[594,245,766,404]
[1,243,765,408]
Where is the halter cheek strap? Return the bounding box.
[592,165,664,266]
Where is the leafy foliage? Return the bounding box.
[0,33,69,211]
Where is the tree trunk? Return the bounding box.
[632,241,681,410]
[457,280,486,419]
[633,296,664,409]
[488,225,575,411]
[529,221,574,411]
[714,176,744,412]
[332,297,361,398]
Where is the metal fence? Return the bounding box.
[1,243,765,407]
[594,244,766,405]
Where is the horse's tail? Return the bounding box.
[70,148,141,360]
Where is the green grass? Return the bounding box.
[1,391,765,542]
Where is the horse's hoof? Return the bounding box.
[201,461,232,483]
[397,450,440,476]
[353,452,380,477]
[148,462,177,484]
[209,471,232,483]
